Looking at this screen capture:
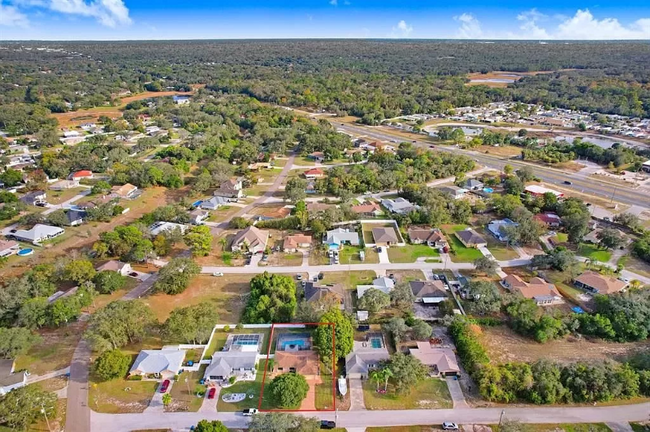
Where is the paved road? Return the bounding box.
[336,123,650,208]
[90,401,650,432]
[64,339,91,432]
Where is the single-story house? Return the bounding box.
[463,179,484,190]
[372,227,400,246]
[437,185,468,200]
[307,152,325,163]
[0,359,27,396]
[50,179,80,190]
[96,260,133,276]
[305,180,317,194]
[381,198,419,215]
[69,170,93,180]
[200,196,230,210]
[351,202,382,217]
[487,218,518,242]
[345,336,390,379]
[149,221,188,237]
[283,234,312,252]
[203,333,263,382]
[409,342,460,377]
[409,280,448,304]
[11,224,64,244]
[20,190,46,206]
[303,282,345,309]
[189,209,209,225]
[583,228,628,246]
[454,229,487,248]
[128,349,186,380]
[501,274,562,306]
[524,185,564,198]
[0,240,19,258]
[66,209,86,226]
[324,228,360,249]
[408,227,447,248]
[357,276,395,298]
[231,226,269,254]
[304,168,325,179]
[111,183,138,199]
[574,271,628,295]
[173,95,191,105]
[274,350,320,376]
[214,178,244,200]
[534,212,562,228]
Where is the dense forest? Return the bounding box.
[1,40,650,135]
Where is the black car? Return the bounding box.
[563,180,572,185]
[320,420,336,429]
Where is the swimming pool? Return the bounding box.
[483,187,494,194]
[280,339,307,351]
[370,338,383,349]
[17,248,34,257]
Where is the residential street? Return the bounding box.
[64,339,91,432]
[90,401,650,432]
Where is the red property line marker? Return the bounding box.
[258,322,337,412]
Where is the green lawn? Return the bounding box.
[89,377,158,413]
[631,423,649,432]
[217,363,268,412]
[339,245,379,264]
[577,244,612,262]
[387,245,440,263]
[167,366,207,412]
[491,424,612,432]
[447,235,484,262]
[315,377,335,410]
[362,379,452,410]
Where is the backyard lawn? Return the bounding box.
[89,377,158,413]
[577,244,612,262]
[362,379,452,410]
[387,245,440,263]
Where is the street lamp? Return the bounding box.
[498,409,506,428]
[41,405,52,432]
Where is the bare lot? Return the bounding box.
[482,325,650,365]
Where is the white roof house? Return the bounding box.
[129,349,185,379]
[325,228,360,247]
[148,222,188,237]
[357,276,395,298]
[11,224,64,244]
[200,196,230,210]
[381,198,419,214]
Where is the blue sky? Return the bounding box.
[1,0,649,40]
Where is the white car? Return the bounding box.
[212,272,224,277]
[242,408,258,416]
[442,422,459,430]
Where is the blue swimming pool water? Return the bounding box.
[483,187,494,193]
[280,339,307,350]
[370,338,382,349]
[17,249,34,256]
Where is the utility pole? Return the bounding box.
[498,409,506,429]
[41,405,52,432]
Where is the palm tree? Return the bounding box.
[381,367,394,392]
[369,369,382,392]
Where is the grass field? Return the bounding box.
[167,366,207,412]
[362,379,452,410]
[387,245,440,263]
[577,244,612,262]
[447,235,484,262]
[142,274,252,323]
[315,378,335,410]
[47,187,88,204]
[89,377,158,413]
[481,325,650,365]
[320,271,376,290]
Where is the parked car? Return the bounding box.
[318,272,324,280]
[242,408,258,416]
[160,379,170,393]
[442,422,459,430]
[320,420,336,429]
[207,388,217,399]
[296,274,303,280]
[563,180,572,185]
[212,272,224,277]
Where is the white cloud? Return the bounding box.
[11,0,131,27]
[455,13,482,39]
[329,0,337,5]
[390,20,413,37]
[455,8,650,40]
[0,1,29,26]
[556,10,650,40]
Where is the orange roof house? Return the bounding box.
[274,351,320,376]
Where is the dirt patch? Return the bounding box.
[119,90,194,105]
[482,325,650,365]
